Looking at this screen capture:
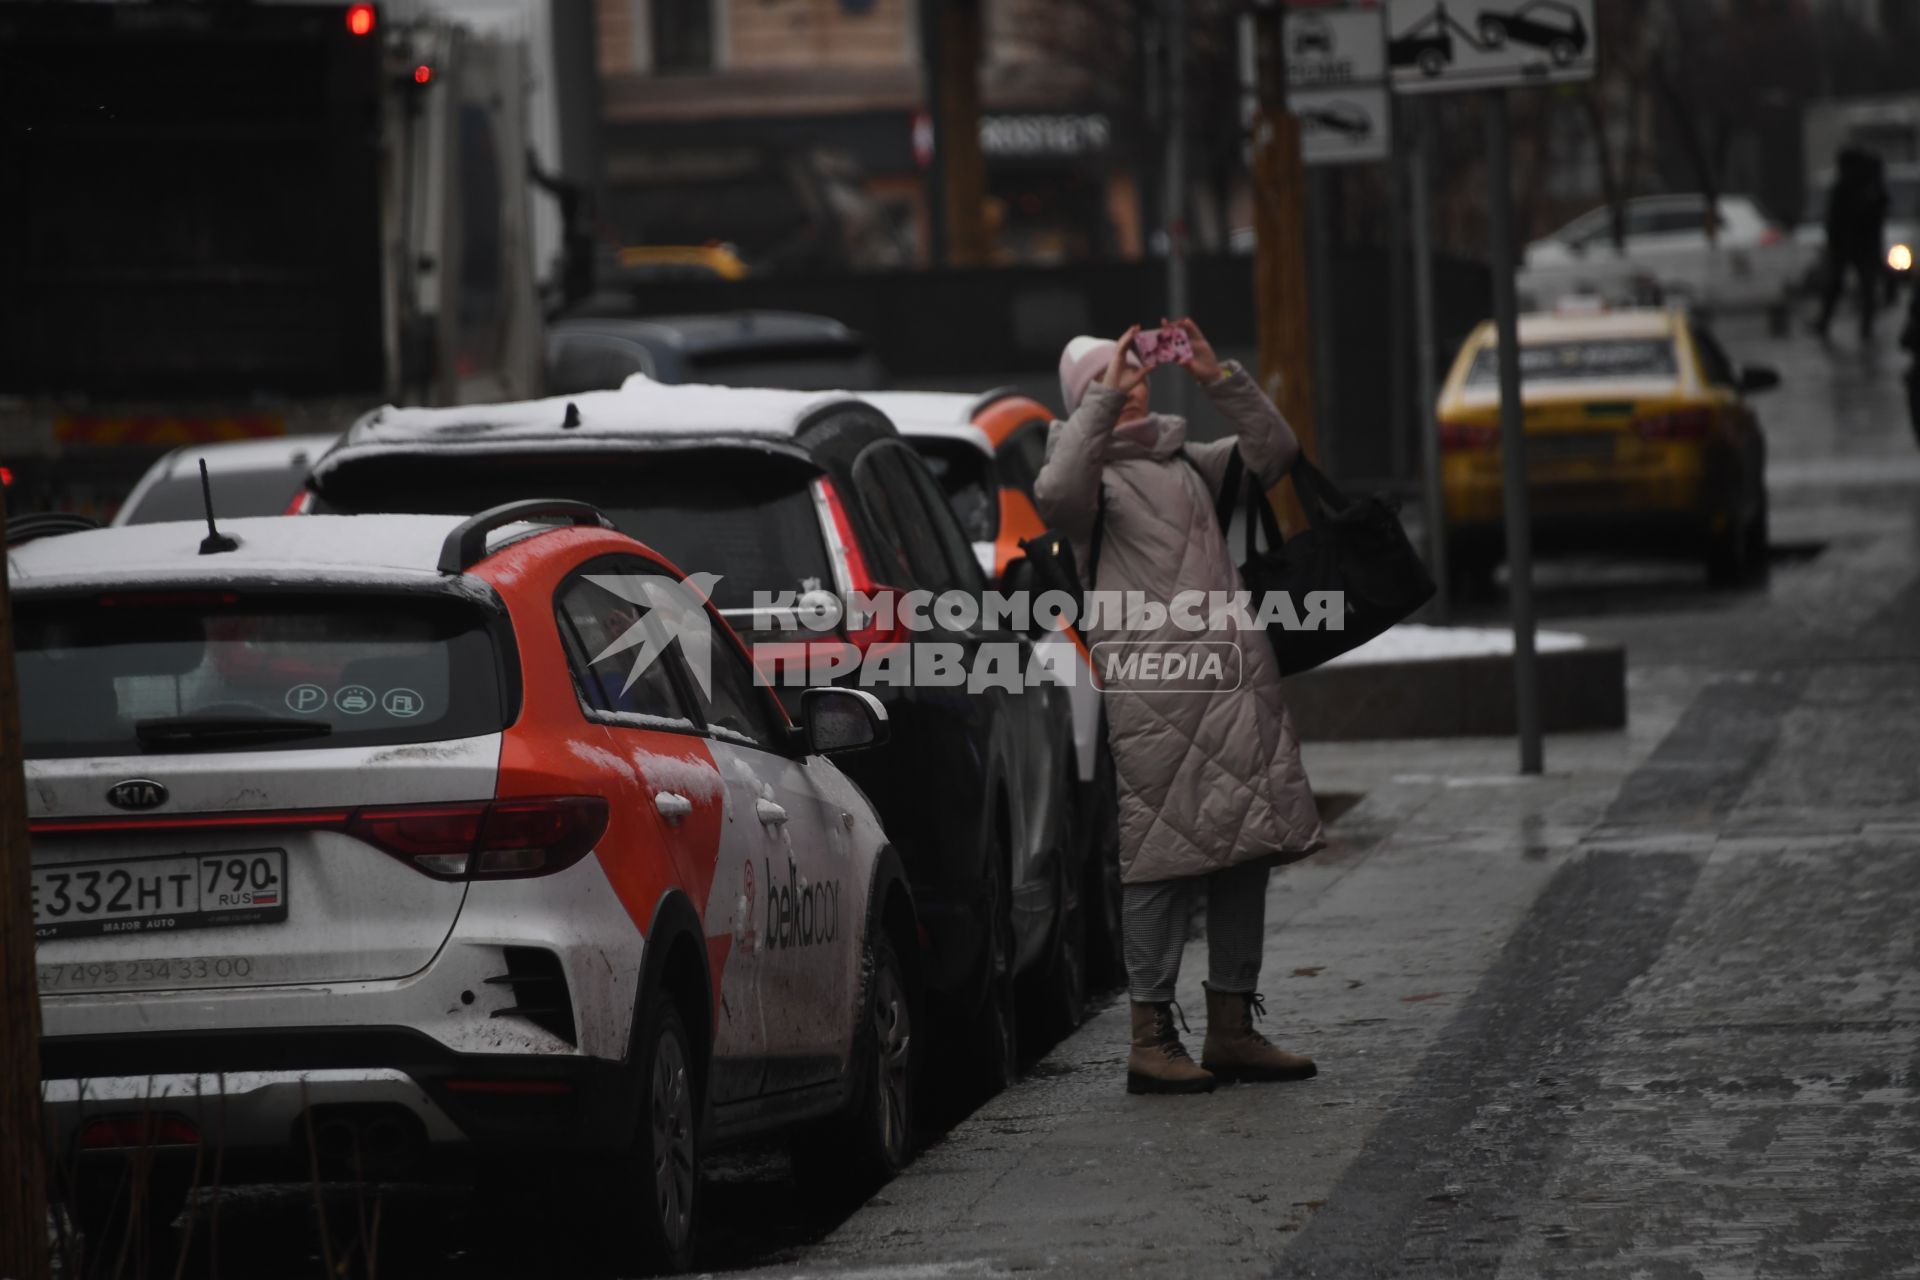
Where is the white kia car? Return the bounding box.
[15,506,917,1274]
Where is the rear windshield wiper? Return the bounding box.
[134,715,334,749]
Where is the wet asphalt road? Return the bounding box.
[87,312,1920,1278]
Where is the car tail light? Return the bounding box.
[345,3,376,36]
[814,478,908,653]
[1633,408,1715,440]
[1438,420,1498,452]
[349,797,609,879]
[1758,224,1785,248]
[284,489,315,515]
[79,1115,200,1149]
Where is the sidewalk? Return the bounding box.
[771,677,1694,1279]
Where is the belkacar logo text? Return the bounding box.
[764,857,841,950]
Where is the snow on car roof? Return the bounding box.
[158,433,340,475]
[1494,308,1681,344]
[7,515,529,594]
[337,377,875,451]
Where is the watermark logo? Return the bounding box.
[585,573,723,698]
[585,573,1340,695]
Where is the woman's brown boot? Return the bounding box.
[1127,1001,1217,1094]
[1201,985,1317,1082]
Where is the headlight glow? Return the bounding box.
[1889,243,1913,272]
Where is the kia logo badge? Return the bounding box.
[106,779,168,811]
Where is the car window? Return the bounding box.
[684,342,884,391]
[1630,205,1724,237]
[853,442,959,592]
[1466,337,1679,385]
[122,465,309,525]
[899,447,989,598]
[556,563,692,730]
[317,452,836,650]
[848,447,921,589]
[998,420,1051,497]
[547,334,651,395]
[910,438,997,543]
[684,624,786,750]
[14,592,506,759]
[1690,324,1738,388]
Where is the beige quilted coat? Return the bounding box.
[1034,365,1324,884]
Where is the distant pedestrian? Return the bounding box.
[1035,320,1323,1096]
[1815,147,1890,341]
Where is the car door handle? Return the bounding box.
[756,799,789,827]
[655,792,692,821]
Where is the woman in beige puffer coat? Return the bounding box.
[1034,319,1324,1095]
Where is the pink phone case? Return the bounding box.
[1136,327,1193,367]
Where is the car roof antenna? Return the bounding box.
[197,457,240,555]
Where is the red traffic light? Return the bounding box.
[346,4,376,36]
[413,64,432,85]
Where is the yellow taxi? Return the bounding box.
[1435,305,1777,587]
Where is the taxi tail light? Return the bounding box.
[347,798,609,879]
[814,478,908,653]
[1633,408,1715,440]
[1438,420,1498,452]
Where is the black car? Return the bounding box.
[306,382,1085,1091]
[1477,1,1588,65]
[545,312,885,396]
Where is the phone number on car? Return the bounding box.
[37,956,259,993]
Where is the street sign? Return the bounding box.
[1285,9,1387,87]
[1293,86,1392,165]
[1386,0,1596,94]
[1284,7,1391,166]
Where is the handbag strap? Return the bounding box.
[1084,483,1108,591]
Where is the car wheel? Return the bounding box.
[971,832,1019,1095]
[576,990,700,1276]
[1478,18,1505,47]
[796,929,916,1193]
[1419,48,1446,77]
[1705,510,1753,588]
[1549,37,1577,65]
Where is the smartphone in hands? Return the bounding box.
[1134,325,1194,368]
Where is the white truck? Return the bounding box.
[0,0,545,518]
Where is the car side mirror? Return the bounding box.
[800,687,889,755]
[1738,364,1781,394]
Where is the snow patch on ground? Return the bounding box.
[1321,624,1589,668]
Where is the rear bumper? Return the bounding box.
[40,1027,638,1164]
[1443,444,1724,539]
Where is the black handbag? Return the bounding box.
[1214,450,1435,676]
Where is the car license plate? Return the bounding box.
[32,850,288,940]
[1528,433,1616,463]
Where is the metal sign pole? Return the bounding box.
[1163,0,1191,421]
[1408,110,1448,621]
[1484,88,1542,773]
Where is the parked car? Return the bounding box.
[1519,195,1799,324]
[1435,306,1775,588]
[304,380,1083,1083]
[871,388,1124,987]
[545,312,884,395]
[112,434,337,526]
[1477,1,1588,64]
[18,506,917,1274]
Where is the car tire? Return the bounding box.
[1478,18,1505,47]
[1419,48,1446,77]
[1022,751,1086,1041]
[1549,37,1577,65]
[970,828,1020,1095]
[573,990,701,1277]
[1706,509,1757,588]
[796,931,916,1192]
